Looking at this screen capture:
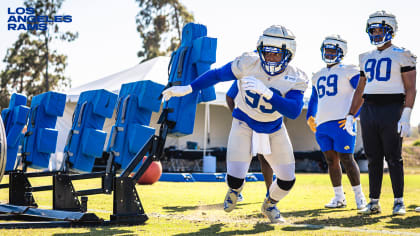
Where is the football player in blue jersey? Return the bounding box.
[345,10,417,215]
[307,35,367,210]
[163,25,308,223]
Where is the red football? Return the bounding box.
[137,156,162,185]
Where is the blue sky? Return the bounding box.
[1,0,419,126]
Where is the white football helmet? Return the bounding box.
[256,25,296,76]
[321,35,347,65]
[366,10,397,47]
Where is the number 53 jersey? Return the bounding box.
[230,52,308,133]
[360,45,417,94]
[312,64,359,126]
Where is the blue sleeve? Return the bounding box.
[226,81,238,99]
[268,89,304,119]
[190,62,237,91]
[306,86,318,120]
[349,74,361,117]
[349,74,360,89]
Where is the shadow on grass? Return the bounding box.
[174,222,275,236]
[162,202,257,213]
[281,207,350,218]
[290,214,391,228]
[53,227,137,236]
[163,205,198,212]
[385,215,420,229]
[286,207,420,230]
[281,225,325,232]
[407,204,419,210]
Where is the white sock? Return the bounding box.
[370,198,379,203]
[352,185,363,197]
[333,186,345,199]
[394,197,404,203]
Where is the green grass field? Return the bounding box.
[0,173,419,235]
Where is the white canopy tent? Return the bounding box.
[56,56,232,153]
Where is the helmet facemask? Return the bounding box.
[257,44,292,76]
[367,22,394,47]
[321,44,344,65]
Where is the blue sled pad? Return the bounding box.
[2,93,30,171]
[22,92,66,169]
[165,23,217,136]
[65,89,118,172]
[107,80,164,170]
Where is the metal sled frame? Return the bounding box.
[0,108,174,228]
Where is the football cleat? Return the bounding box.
[325,197,347,208]
[358,201,381,214]
[415,207,420,212]
[261,198,285,223]
[392,201,406,215]
[356,194,368,210]
[223,188,242,212]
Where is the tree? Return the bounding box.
[135,0,194,62]
[0,0,78,108]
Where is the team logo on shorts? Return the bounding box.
[344,145,350,150]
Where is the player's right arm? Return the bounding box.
[345,55,367,136]
[162,62,237,101]
[345,72,366,135]
[349,59,366,116]
[162,52,258,101]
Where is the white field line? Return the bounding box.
[58,206,419,236]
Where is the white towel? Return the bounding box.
[252,131,271,156]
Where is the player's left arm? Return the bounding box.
[240,76,305,118]
[268,72,308,119]
[398,49,417,137]
[398,69,416,137]
[400,49,417,108]
[401,70,416,109]
[241,70,308,119]
[268,89,305,119]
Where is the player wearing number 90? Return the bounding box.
[345,10,417,215]
[162,25,308,223]
[306,35,367,211]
